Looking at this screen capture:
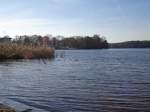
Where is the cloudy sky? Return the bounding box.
[0,0,149,42]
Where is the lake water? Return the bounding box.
[0,49,150,112]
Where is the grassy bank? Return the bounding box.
[0,44,54,59]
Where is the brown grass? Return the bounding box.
[0,44,55,59]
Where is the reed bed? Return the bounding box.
[0,44,54,59]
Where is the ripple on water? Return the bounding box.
[0,49,150,112]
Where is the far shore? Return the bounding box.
[109,40,150,48]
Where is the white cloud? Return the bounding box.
[0,19,51,27]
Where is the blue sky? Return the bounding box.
[0,0,149,42]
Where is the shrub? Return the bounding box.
[0,44,54,59]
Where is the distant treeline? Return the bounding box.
[10,34,109,49]
[109,41,150,48]
[1,35,150,49]
[56,35,109,49]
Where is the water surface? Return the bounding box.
[0,49,150,112]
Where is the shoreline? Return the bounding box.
[0,103,32,112]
